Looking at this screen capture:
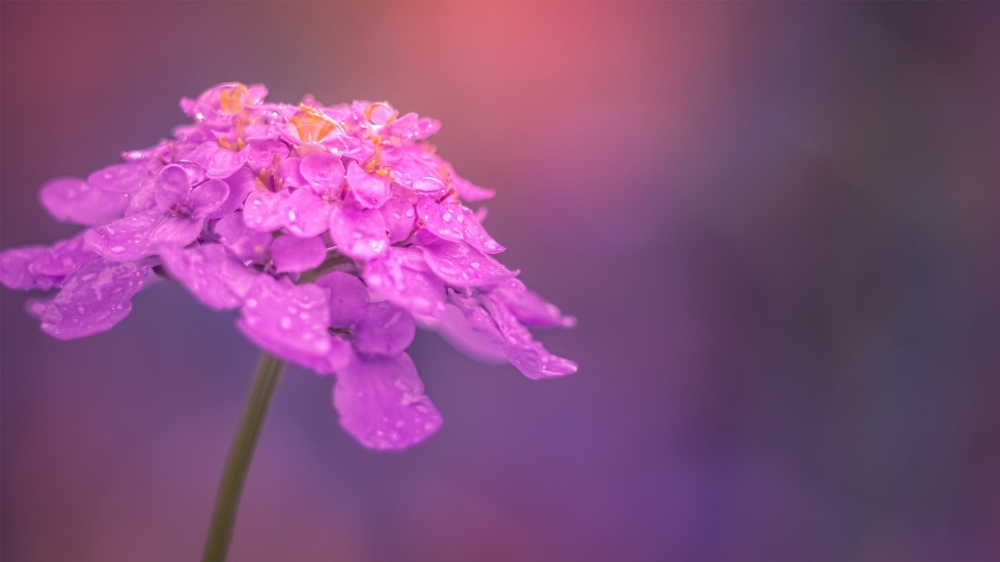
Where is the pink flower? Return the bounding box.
[0,82,576,449]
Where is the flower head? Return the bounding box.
[0,82,577,450]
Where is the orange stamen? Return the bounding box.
[363,102,397,126]
[290,104,342,143]
[364,136,385,173]
[220,83,251,115]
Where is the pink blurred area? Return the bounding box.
[4,3,1000,562]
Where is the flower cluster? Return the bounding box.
[0,83,576,449]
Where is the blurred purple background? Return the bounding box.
[3,3,1000,561]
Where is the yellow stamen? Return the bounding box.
[364,136,385,173]
[363,102,397,126]
[220,83,251,115]
[290,104,343,143]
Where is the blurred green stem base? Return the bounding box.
[201,352,285,562]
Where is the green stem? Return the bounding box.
[202,352,285,562]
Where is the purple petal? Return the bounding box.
[154,165,229,220]
[247,139,289,171]
[85,210,163,261]
[297,335,354,375]
[1,232,101,291]
[187,179,230,219]
[271,234,327,273]
[329,206,388,259]
[30,232,99,275]
[36,258,155,340]
[387,151,445,194]
[153,165,192,213]
[353,302,415,356]
[445,163,495,201]
[210,167,256,219]
[121,139,171,163]
[124,180,158,216]
[88,162,154,193]
[459,207,504,254]
[346,161,391,209]
[148,216,205,248]
[0,246,53,290]
[417,303,506,363]
[420,240,515,287]
[277,158,308,189]
[363,247,446,318]
[300,152,345,193]
[184,141,249,180]
[214,213,272,263]
[237,275,333,364]
[315,271,369,328]
[39,177,128,226]
[454,292,577,380]
[333,352,442,450]
[416,198,464,242]
[281,188,332,238]
[380,196,416,243]
[243,189,290,232]
[167,162,207,187]
[387,112,441,140]
[159,244,258,310]
[489,278,576,328]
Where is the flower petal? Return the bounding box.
[416,197,464,242]
[281,188,332,238]
[333,352,442,450]
[453,291,577,380]
[35,258,155,340]
[88,162,154,193]
[39,177,128,226]
[148,216,205,248]
[0,246,54,290]
[329,206,388,259]
[184,141,249,180]
[0,232,101,292]
[300,151,345,193]
[459,207,504,254]
[159,244,258,310]
[416,303,506,363]
[85,210,163,261]
[246,139,290,172]
[353,302,415,356]
[489,278,576,328]
[210,167,255,219]
[380,196,416,243]
[214,212,272,263]
[420,240,515,288]
[315,271,370,328]
[271,234,327,273]
[445,163,494,201]
[346,161,391,209]
[297,335,354,375]
[153,165,193,213]
[237,275,332,364]
[188,179,230,219]
[243,189,290,232]
[363,247,446,318]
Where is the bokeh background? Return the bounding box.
[3,3,1000,561]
